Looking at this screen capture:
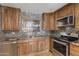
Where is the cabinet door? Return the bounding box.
[42,13,50,30]
[38,39,45,52]
[2,6,20,31]
[50,13,55,30]
[67,4,75,15]
[61,5,68,17]
[45,38,50,50]
[17,41,29,56]
[54,12,59,30]
[17,43,23,56]
[2,7,12,30]
[0,6,2,29]
[12,8,20,30]
[38,38,50,52]
[29,40,38,54]
[50,39,53,50]
[22,42,29,55]
[70,44,79,56]
[56,7,67,19]
[75,4,79,31]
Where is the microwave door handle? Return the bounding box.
[54,40,67,46]
[68,16,69,24]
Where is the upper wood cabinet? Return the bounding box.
[55,4,74,19]
[55,6,67,20]
[54,11,59,30]
[75,4,79,31]
[42,13,55,30]
[42,13,50,30]
[0,6,2,29]
[1,6,21,31]
[49,13,55,30]
[67,4,75,15]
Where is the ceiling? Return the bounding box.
[1,3,67,14]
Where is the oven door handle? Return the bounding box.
[54,40,67,46]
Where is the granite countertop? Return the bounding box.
[0,36,49,44]
[71,40,79,46]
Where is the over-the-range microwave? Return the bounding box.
[57,15,74,27]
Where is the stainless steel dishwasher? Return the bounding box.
[10,41,18,56]
[0,41,18,56]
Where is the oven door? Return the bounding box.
[53,40,69,56]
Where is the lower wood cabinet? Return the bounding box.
[22,42,29,55]
[29,40,38,54]
[17,40,29,56]
[17,43,23,56]
[0,37,50,56]
[38,37,50,52]
[17,37,50,56]
[70,44,79,56]
[38,39,45,52]
[50,38,54,51]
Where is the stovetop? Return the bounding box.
[54,35,78,43]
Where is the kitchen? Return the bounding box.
[0,3,79,56]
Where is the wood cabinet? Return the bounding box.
[42,13,55,30]
[75,4,79,31]
[49,13,55,30]
[70,44,79,56]
[17,40,29,56]
[1,6,20,31]
[17,43,23,56]
[38,37,50,52]
[13,37,50,56]
[55,4,74,19]
[42,13,50,30]
[38,39,45,52]
[29,40,38,54]
[28,37,50,55]
[55,5,67,20]
[45,37,50,50]
[54,11,58,30]
[0,6,1,29]
[11,8,20,30]
[67,4,75,15]
[22,42,29,55]
[50,38,53,50]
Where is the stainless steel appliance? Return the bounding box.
[57,15,74,26]
[53,36,78,56]
[53,39,69,56]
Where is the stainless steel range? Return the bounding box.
[53,36,78,56]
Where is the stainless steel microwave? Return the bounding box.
[57,15,74,27]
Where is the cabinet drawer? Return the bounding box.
[70,50,79,56]
[70,44,79,52]
[70,44,79,56]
